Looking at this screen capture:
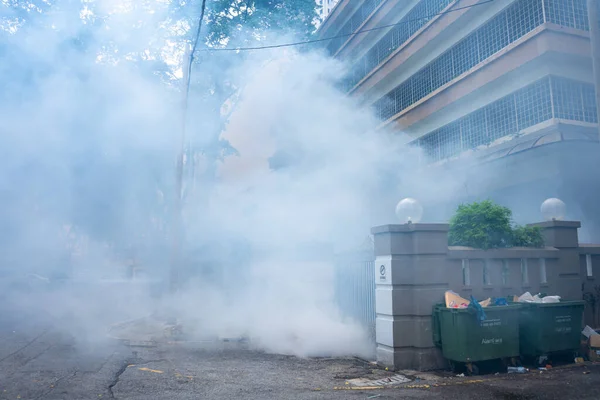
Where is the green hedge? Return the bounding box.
[448,200,544,249]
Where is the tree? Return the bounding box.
[449,200,514,249]
[179,0,319,212]
[448,200,545,249]
[204,0,318,46]
[511,225,544,248]
[0,0,319,247]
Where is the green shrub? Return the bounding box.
[512,225,545,248]
[448,200,545,249]
[448,200,513,249]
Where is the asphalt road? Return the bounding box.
[1,309,600,399]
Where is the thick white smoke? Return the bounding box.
[168,50,416,359]
[0,1,476,359]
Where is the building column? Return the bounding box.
[588,0,600,139]
[528,220,582,300]
[371,223,450,371]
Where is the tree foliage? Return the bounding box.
[180,0,319,219]
[0,0,319,245]
[448,200,544,249]
[511,225,544,248]
[449,200,514,249]
[204,0,318,46]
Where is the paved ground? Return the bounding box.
[1,310,600,399]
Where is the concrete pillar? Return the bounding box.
[371,223,449,371]
[588,0,600,140]
[528,220,582,300]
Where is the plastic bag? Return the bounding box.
[468,295,487,322]
[518,292,536,303]
[517,292,561,303]
[494,297,508,306]
[541,295,560,303]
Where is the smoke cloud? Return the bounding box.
[0,1,420,359]
[168,50,420,358]
[2,0,596,362]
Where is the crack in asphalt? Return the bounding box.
[20,344,54,365]
[107,361,129,399]
[106,355,170,399]
[0,328,50,364]
[1,342,54,380]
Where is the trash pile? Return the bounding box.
[582,325,600,362]
[444,291,510,308]
[443,290,563,324]
[445,291,491,309]
[444,290,563,309]
[515,292,561,304]
[444,291,510,322]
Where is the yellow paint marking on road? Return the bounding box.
[138,367,164,374]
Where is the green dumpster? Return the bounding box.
[432,303,521,365]
[518,300,585,358]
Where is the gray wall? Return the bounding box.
[372,220,600,371]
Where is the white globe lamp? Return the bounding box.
[395,198,423,224]
[541,198,566,221]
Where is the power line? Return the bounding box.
[199,0,495,53]
[185,0,208,98]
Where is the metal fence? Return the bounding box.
[334,241,376,340]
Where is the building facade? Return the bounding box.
[318,0,600,238]
[317,0,340,20]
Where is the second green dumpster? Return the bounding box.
[518,300,585,358]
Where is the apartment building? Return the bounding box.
[317,0,341,20]
[318,0,600,237]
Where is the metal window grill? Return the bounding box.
[372,0,589,121]
[544,0,589,31]
[326,0,385,55]
[416,77,597,162]
[347,0,453,89]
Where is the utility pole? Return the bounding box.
[588,0,600,140]
[169,43,192,294]
[169,0,208,294]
